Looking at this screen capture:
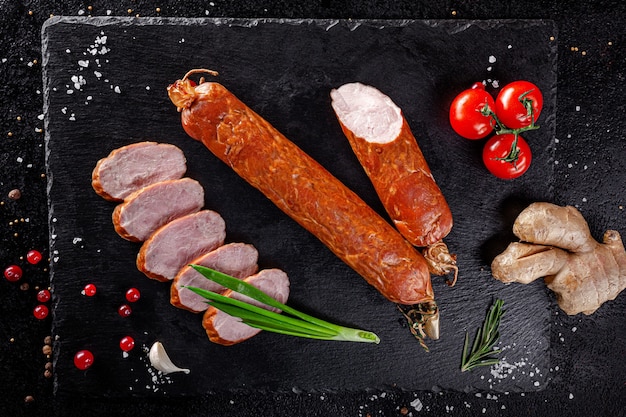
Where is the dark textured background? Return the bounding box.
[1,1,625,417]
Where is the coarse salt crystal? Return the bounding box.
[114,86,121,94]
[78,60,89,67]
[489,55,497,63]
[410,398,423,411]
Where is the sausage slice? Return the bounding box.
[92,142,187,202]
[137,210,226,282]
[171,242,259,312]
[112,178,204,242]
[202,269,290,346]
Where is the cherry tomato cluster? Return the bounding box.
[449,80,543,179]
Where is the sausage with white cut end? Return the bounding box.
[202,269,290,345]
[137,210,226,282]
[112,177,204,242]
[331,82,457,284]
[171,242,259,312]
[92,141,187,202]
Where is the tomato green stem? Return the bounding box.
[480,89,540,166]
[494,132,520,167]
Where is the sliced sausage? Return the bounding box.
[92,141,187,202]
[202,269,290,346]
[112,177,204,242]
[137,210,226,282]
[171,242,259,312]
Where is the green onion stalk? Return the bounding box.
[184,265,380,344]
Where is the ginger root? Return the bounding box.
[491,202,626,315]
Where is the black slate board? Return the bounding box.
[42,17,557,398]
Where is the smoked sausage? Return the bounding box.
[168,70,439,339]
[331,83,457,283]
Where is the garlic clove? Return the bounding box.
[148,341,190,375]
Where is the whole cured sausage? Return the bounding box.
[168,70,439,341]
[331,83,457,283]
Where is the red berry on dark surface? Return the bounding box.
[118,304,132,317]
[125,287,140,302]
[37,289,51,302]
[26,249,43,265]
[119,336,135,352]
[33,304,49,320]
[74,350,94,370]
[82,283,97,296]
[4,265,23,282]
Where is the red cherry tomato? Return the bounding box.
[74,349,94,370]
[495,80,543,129]
[449,82,496,140]
[482,134,532,179]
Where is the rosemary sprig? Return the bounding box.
[184,265,380,344]
[460,299,505,372]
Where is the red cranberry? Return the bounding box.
[74,350,94,370]
[4,265,23,282]
[117,304,132,317]
[26,250,43,265]
[125,287,140,303]
[37,289,51,303]
[119,336,135,352]
[33,304,49,320]
[82,283,97,296]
